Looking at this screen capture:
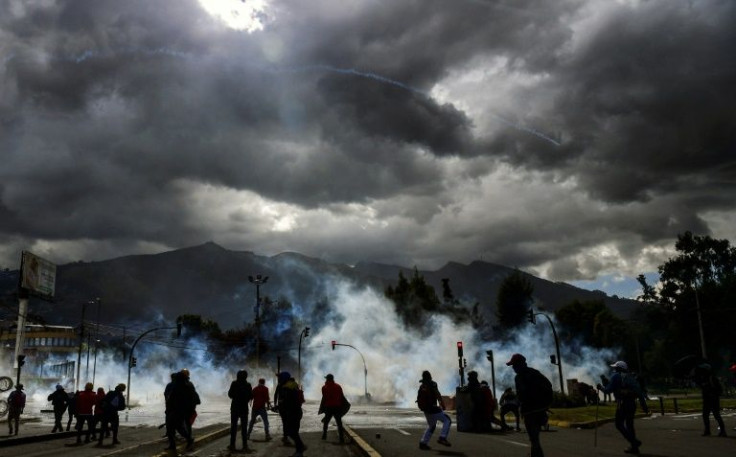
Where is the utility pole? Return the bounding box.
[76,301,87,391]
[529,309,565,396]
[248,274,269,368]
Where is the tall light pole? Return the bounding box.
[248,274,269,368]
[528,309,565,396]
[297,327,310,384]
[331,341,370,402]
[92,297,101,384]
[126,319,182,408]
[75,301,87,391]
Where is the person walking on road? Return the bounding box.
[694,363,727,437]
[97,383,126,446]
[274,372,291,445]
[75,383,97,444]
[507,353,552,457]
[320,373,347,443]
[416,370,452,450]
[597,361,650,454]
[90,387,106,440]
[499,387,521,431]
[247,378,271,441]
[179,369,201,441]
[165,372,196,451]
[277,371,306,457]
[7,384,26,436]
[48,384,69,433]
[66,390,77,431]
[228,369,253,451]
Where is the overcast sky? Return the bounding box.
[1,0,734,296]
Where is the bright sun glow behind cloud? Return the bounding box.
[197,0,268,32]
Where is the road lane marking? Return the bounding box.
[392,428,411,435]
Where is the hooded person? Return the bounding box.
[277,371,306,457]
[597,361,650,454]
[97,383,126,446]
[48,384,69,433]
[507,353,552,457]
[227,369,253,451]
[416,370,452,450]
[164,372,195,451]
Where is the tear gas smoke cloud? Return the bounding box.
[4,280,618,422]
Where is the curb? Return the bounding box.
[150,425,230,457]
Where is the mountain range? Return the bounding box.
[0,242,639,330]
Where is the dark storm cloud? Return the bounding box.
[0,0,734,282]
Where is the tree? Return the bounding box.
[637,231,736,373]
[555,299,607,346]
[385,269,441,327]
[495,270,534,330]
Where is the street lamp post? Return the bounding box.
[331,341,369,402]
[126,319,182,408]
[75,301,87,392]
[297,327,310,384]
[92,298,101,384]
[248,274,269,368]
[529,310,565,396]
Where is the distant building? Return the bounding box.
[1,323,78,382]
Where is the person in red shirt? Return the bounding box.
[247,378,272,441]
[320,374,346,443]
[75,383,97,444]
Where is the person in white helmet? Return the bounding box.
[597,361,650,455]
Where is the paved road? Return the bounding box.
[1,404,733,456]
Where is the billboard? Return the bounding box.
[20,250,56,300]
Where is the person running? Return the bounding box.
[228,370,253,451]
[277,372,306,457]
[48,384,69,433]
[7,384,26,436]
[499,387,521,431]
[416,370,452,450]
[320,373,347,443]
[694,363,727,437]
[597,361,650,455]
[97,384,126,446]
[507,353,552,457]
[75,383,97,444]
[247,378,271,441]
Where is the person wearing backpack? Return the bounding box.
[97,383,126,446]
[320,373,347,443]
[507,353,551,457]
[7,384,26,436]
[694,363,727,437]
[597,361,650,455]
[277,371,306,457]
[416,370,452,450]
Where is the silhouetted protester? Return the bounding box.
[7,384,26,436]
[228,369,253,451]
[97,383,126,446]
[694,363,727,437]
[416,370,452,450]
[273,374,290,445]
[600,375,612,403]
[247,378,271,441]
[66,390,78,431]
[90,387,106,440]
[480,380,508,431]
[499,387,521,431]
[466,370,487,432]
[277,371,306,457]
[597,361,649,455]
[180,368,201,441]
[75,382,97,444]
[165,372,196,451]
[320,373,347,443]
[48,384,69,433]
[507,353,552,457]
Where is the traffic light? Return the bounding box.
[550,355,557,365]
[486,350,493,362]
[463,358,467,368]
[457,341,463,357]
[331,340,336,350]
[304,327,310,338]
[17,355,25,367]
[527,308,536,324]
[131,357,137,367]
